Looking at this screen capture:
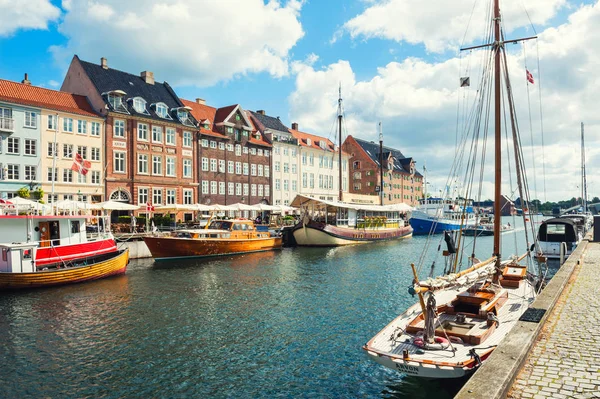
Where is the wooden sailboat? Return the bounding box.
[363,0,540,378]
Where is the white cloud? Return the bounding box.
[339,0,567,53]
[48,80,60,88]
[290,2,600,202]
[51,0,305,86]
[0,0,61,37]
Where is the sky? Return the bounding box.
[0,0,598,203]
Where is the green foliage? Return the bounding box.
[31,187,44,200]
[153,216,175,226]
[118,216,132,224]
[16,187,30,199]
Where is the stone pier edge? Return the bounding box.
[455,237,589,399]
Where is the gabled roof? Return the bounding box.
[249,111,290,133]
[77,56,195,126]
[289,128,347,155]
[0,79,99,118]
[181,99,225,138]
[352,137,422,177]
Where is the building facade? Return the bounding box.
[183,99,272,206]
[61,56,199,219]
[289,122,348,202]
[342,135,423,206]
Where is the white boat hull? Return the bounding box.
[293,224,412,247]
[364,351,471,378]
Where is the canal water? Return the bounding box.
[0,217,551,398]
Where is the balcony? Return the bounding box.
[0,117,14,133]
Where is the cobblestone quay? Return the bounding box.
[508,241,600,398]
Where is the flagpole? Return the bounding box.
[51,113,58,212]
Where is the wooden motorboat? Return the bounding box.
[143,219,282,260]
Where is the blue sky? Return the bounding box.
[1,0,599,201]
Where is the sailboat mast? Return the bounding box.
[581,122,587,213]
[379,122,384,206]
[338,85,343,202]
[493,0,502,264]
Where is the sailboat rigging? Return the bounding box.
[363,0,542,378]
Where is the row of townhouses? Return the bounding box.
[0,56,423,219]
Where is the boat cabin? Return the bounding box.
[171,219,272,240]
[537,218,580,250]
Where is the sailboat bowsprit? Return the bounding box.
[363,0,541,379]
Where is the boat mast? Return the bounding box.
[338,85,343,202]
[493,0,502,271]
[379,122,384,206]
[581,122,587,213]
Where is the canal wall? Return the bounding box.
[455,236,590,399]
[116,239,152,259]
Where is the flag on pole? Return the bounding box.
[71,153,91,175]
[146,202,155,212]
[526,69,534,84]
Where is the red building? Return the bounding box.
[182,99,272,206]
[61,56,199,220]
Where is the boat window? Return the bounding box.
[547,225,566,234]
[71,221,80,234]
[209,221,232,230]
[232,224,242,231]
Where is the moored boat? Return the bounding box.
[410,197,477,235]
[0,213,128,290]
[536,217,582,259]
[143,219,282,260]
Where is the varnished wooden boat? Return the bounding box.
[0,249,129,290]
[144,219,282,260]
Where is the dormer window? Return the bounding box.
[132,97,150,115]
[306,138,312,146]
[174,107,195,127]
[154,102,172,119]
[104,90,129,114]
[319,140,326,149]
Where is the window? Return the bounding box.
[25,165,36,181]
[138,188,148,204]
[210,141,217,149]
[235,145,241,156]
[155,103,169,119]
[264,166,269,177]
[47,142,57,157]
[303,173,308,188]
[264,150,269,157]
[291,164,296,174]
[309,154,314,166]
[258,185,263,197]
[227,161,234,174]
[133,97,149,114]
[24,111,37,128]
[329,176,334,189]
[201,139,209,148]
[235,183,242,196]
[78,171,87,183]
[6,164,18,180]
[183,131,192,147]
[202,157,209,171]
[211,181,217,195]
[138,123,148,141]
[283,163,289,173]
[258,149,263,156]
[243,146,248,154]
[354,183,361,191]
[77,120,87,134]
[243,163,249,175]
[91,147,100,161]
[275,161,280,172]
[47,167,58,182]
[353,161,361,170]
[219,182,225,195]
[227,144,234,152]
[63,117,73,132]
[283,180,289,191]
[275,179,281,190]
[177,110,191,125]
[265,185,269,197]
[183,159,192,178]
[219,142,225,150]
[210,158,217,172]
[63,168,73,183]
[235,162,241,175]
[166,128,176,145]
[107,93,126,112]
[47,114,56,130]
[7,137,19,154]
[201,181,209,194]
[251,164,256,176]
[310,173,314,188]
[302,153,307,165]
[166,157,175,176]
[114,120,125,138]
[228,182,234,195]
[152,155,162,175]
[47,194,58,203]
[138,154,148,174]
[92,170,100,184]
[219,160,225,173]
[292,180,297,191]
[291,148,297,157]
[226,126,233,134]
[152,188,162,205]
[319,174,324,189]
[114,151,126,173]
[183,189,193,204]
[283,148,288,156]
[77,146,87,159]
[243,184,249,196]
[274,147,280,155]
[251,184,257,197]
[250,148,256,155]
[166,189,176,205]
[258,164,263,177]
[91,122,100,136]
[63,144,73,158]
[152,126,162,143]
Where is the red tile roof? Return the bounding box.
[181,98,227,138]
[245,111,271,147]
[0,79,99,118]
[289,128,339,152]
[214,104,237,124]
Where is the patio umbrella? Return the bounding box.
[96,200,140,211]
[154,204,197,212]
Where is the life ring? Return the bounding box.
[413,336,450,350]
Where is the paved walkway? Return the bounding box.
[508,242,600,399]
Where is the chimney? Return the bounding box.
[196,98,206,105]
[256,110,265,115]
[21,73,31,85]
[291,122,298,130]
[101,57,108,69]
[141,71,155,85]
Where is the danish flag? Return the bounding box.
[146,202,155,212]
[71,153,91,175]
[526,69,534,84]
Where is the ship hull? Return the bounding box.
[410,216,475,235]
[143,236,283,260]
[0,249,129,290]
[292,220,413,247]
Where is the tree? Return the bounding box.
[16,187,30,199]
